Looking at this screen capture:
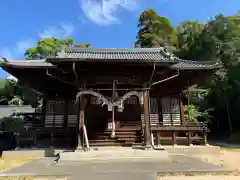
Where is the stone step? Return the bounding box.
[59,148,169,162]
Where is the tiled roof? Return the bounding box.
[0,48,221,70]
[54,48,178,62]
[171,60,221,70]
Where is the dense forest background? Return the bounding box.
[1,9,240,138]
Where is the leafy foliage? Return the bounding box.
[25,37,91,60]
[184,104,213,123]
[135,9,177,48]
[136,9,240,135]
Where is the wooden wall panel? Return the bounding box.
[161,97,181,125]
[45,99,78,128]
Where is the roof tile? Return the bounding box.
[56,48,178,62]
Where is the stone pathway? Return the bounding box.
[3,154,227,180]
[1,146,239,180]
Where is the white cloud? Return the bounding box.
[80,0,138,25]
[0,23,74,60]
[38,23,75,39]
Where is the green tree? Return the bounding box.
[135,9,177,48]
[177,13,240,135]
[176,21,204,59]
[25,37,91,60]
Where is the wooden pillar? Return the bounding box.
[188,132,192,146]
[41,97,47,125]
[16,134,20,149]
[156,131,161,146]
[172,132,176,146]
[53,100,56,128]
[170,99,173,126]
[179,97,185,125]
[50,132,54,146]
[76,95,88,150]
[143,90,151,149]
[33,132,37,147]
[203,133,208,146]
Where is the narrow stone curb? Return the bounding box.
[157,169,240,176]
[0,173,71,177]
[58,156,169,163]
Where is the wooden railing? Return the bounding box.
[150,121,208,146]
[151,121,209,132]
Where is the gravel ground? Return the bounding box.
[157,148,240,180]
[189,149,240,170]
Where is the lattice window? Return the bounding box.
[67,100,78,127]
[45,99,65,128]
[161,97,181,125]
[46,100,55,115]
[141,97,160,126]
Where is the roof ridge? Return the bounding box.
[64,47,166,53]
[56,47,179,61]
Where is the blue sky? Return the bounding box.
[0,0,239,77]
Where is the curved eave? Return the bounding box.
[171,60,221,70]
[0,60,54,69]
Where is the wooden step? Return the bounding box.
[89,141,137,147]
[89,139,140,145]
[89,142,127,146]
[104,128,141,132]
[89,139,117,143]
[95,133,138,137]
[96,131,139,135]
